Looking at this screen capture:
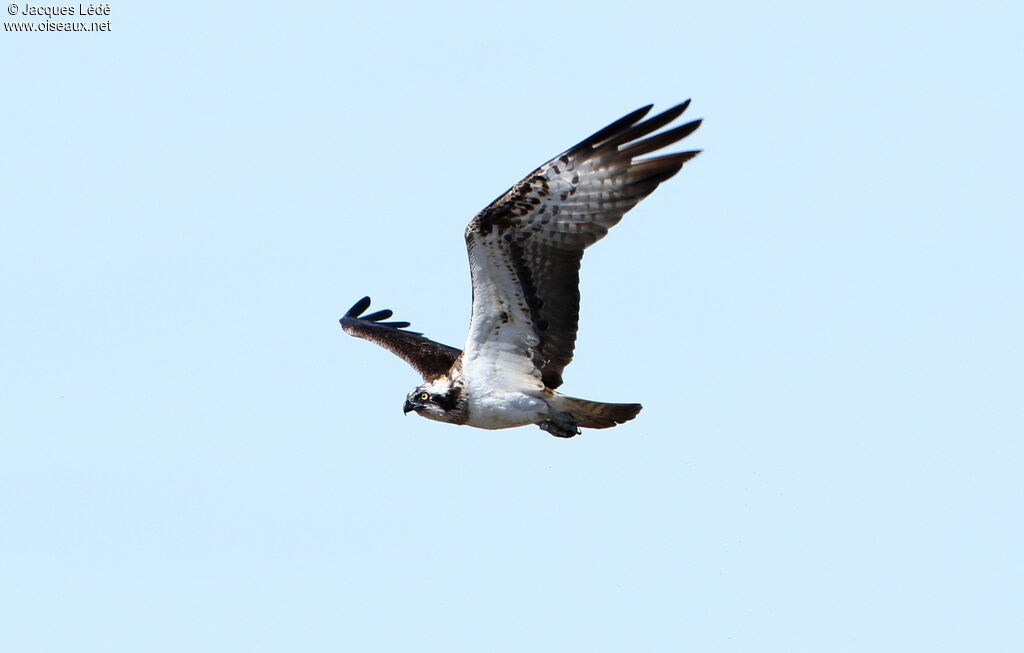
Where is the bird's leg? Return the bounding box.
[538,411,581,438]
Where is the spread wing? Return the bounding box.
[340,297,461,382]
[463,102,701,389]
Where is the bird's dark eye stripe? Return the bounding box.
[435,387,461,412]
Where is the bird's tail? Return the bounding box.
[547,395,642,429]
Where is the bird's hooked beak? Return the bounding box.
[403,398,419,415]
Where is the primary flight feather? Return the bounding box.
[341,101,702,437]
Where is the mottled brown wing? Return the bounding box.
[466,102,701,389]
[340,296,461,381]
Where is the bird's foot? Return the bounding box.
[538,412,581,438]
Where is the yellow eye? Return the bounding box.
[419,392,430,401]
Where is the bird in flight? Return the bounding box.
[341,102,701,437]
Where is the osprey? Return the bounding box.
[341,102,701,437]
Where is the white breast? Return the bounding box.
[463,380,549,430]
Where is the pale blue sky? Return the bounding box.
[2,1,1021,651]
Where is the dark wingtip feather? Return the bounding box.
[346,296,372,317]
[566,104,654,154]
[340,295,420,334]
[625,150,702,189]
[620,119,703,158]
[362,309,394,322]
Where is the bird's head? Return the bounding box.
[403,378,464,424]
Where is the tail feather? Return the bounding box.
[548,395,642,429]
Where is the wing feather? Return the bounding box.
[340,297,461,382]
[464,102,701,388]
